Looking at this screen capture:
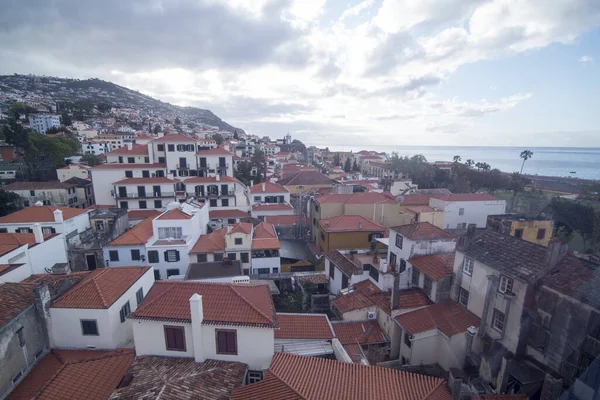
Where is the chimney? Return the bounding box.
[461,224,477,248]
[33,223,44,244]
[262,182,266,191]
[189,294,205,362]
[227,225,232,233]
[358,221,363,230]
[53,209,64,223]
[391,272,400,310]
[216,174,220,181]
[126,142,133,150]
[545,238,568,272]
[250,180,254,187]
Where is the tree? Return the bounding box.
[251,150,266,182]
[45,126,72,135]
[212,133,224,145]
[520,150,533,174]
[175,117,181,125]
[80,153,103,167]
[61,112,72,126]
[466,159,474,167]
[352,159,360,172]
[233,130,239,140]
[333,152,340,166]
[0,190,21,216]
[96,102,112,113]
[551,198,599,250]
[344,157,352,172]
[453,155,461,163]
[234,161,254,186]
[8,102,36,120]
[153,124,162,134]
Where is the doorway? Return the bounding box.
[86,254,97,270]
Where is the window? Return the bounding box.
[329,263,335,279]
[167,144,175,152]
[537,228,546,240]
[588,311,600,340]
[209,199,217,207]
[165,250,180,262]
[458,207,465,216]
[459,287,469,306]
[109,250,119,262]
[363,263,372,272]
[119,301,131,323]
[139,200,147,209]
[254,196,261,202]
[369,265,379,282]
[154,200,162,208]
[164,326,186,351]
[154,269,161,280]
[125,170,133,178]
[389,252,397,267]
[248,371,263,384]
[30,190,35,196]
[0,228,7,233]
[368,233,383,242]
[136,288,144,306]
[235,238,242,245]
[127,157,135,163]
[120,201,128,209]
[273,267,279,273]
[81,319,99,336]
[241,252,249,263]
[492,308,505,332]
[12,372,22,384]
[457,223,467,229]
[157,144,165,151]
[395,234,403,249]
[158,227,182,239]
[463,257,474,276]
[227,218,236,224]
[221,198,229,207]
[320,231,325,241]
[423,276,432,297]
[214,253,223,262]
[197,253,207,262]
[131,249,141,261]
[158,156,166,163]
[216,329,238,355]
[342,274,349,289]
[257,268,270,274]
[228,253,237,260]
[514,228,524,239]
[399,259,407,273]
[411,268,420,286]
[142,170,150,178]
[498,275,514,294]
[41,227,56,234]
[404,331,411,348]
[148,250,159,263]
[166,268,180,277]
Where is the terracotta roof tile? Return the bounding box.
[395,301,480,336]
[0,233,53,257]
[434,193,501,202]
[393,222,455,241]
[109,217,154,246]
[409,253,455,281]
[399,194,436,206]
[252,203,294,211]
[278,171,335,186]
[231,352,452,400]
[404,205,436,213]
[264,215,308,226]
[0,205,87,224]
[209,209,249,219]
[296,273,328,285]
[344,192,396,205]
[319,215,385,232]
[541,256,600,309]
[157,208,193,220]
[109,356,247,400]
[250,182,290,194]
[332,320,387,345]
[130,281,278,328]
[127,209,162,220]
[333,281,430,315]
[252,222,280,250]
[3,181,77,190]
[153,134,198,142]
[105,144,149,155]
[230,222,253,234]
[191,229,227,253]
[7,349,134,400]
[52,267,150,309]
[275,313,334,340]
[184,176,238,183]
[112,177,177,184]
[332,290,374,314]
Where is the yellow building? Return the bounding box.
[317,214,386,253]
[486,214,554,246]
[399,205,445,229]
[278,170,336,195]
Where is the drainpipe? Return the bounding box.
[478,275,499,338]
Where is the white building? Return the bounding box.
[103,200,209,280]
[57,164,91,182]
[129,280,278,372]
[184,176,250,212]
[49,266,155,349]
[250,182,290,204]
[113,177,177,210]
[82,141,108,156]
[2,181,84,208]
[428,193,506,230]
[196,147,235,177]
[29,114,61,134]
[388,222,456,288]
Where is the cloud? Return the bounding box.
[579,55,593,64]
[340,0,375,21]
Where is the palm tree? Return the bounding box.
[481,162,491,172]
[519,150,533,174]
[466,159,474,168]
[453,155,461,163]
[475,162,483,171]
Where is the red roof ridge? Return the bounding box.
[130,281,177,315]
[230,285,277,328]
[91,270,109,308]
[267,367,309,399]
[423,380,450,400]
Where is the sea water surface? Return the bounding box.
[323,145,600,180]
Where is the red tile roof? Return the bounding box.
[191,228,227,253]
[3,181,77,190]
[393,222,455,241]
[252,203,294,211]
[264,215,308,226]
[108,217,154,246]
[231,352,452,400]
[319,215,385,232]
[52,267,150,309]
[7,349,134,400]
[153,133,198,142]
[92,163,166,170]
[434,193,501,202]
[197,148,235,156]
[112,177,177,185]
[278,171,335,186]
[399,194,436,206]
[332,320,387,345]
[185,176,238,183]
[130,281,278,328]
[105,144,149,155]
[250,182,290,194]
[409,253,455,281]
[296,273,328,285]
[0,205,87,224]
[230,222,253,234]
[275,313,334,340]
[314,193,354,204]
[209,209,249,219]
[252,223,280,250]
[127,209,162,220]
[395,301,480,337]
[156,208,192,220]
[0,233,53,256]
[109,356,247,400]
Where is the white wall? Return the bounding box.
[133,320,195,357]
[251,191,290,204]
[103,245,147,268]
[0,263,32,283]
[28,236,68,274]
[91,166,166,206]
[251,257,280,274]
[429,198,506,229]
[146,244,191,279]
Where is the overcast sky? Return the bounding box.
[1,0,599,148]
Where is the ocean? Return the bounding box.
[321,145,600,180]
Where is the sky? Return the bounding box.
[0,0,599,148]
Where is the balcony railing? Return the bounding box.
[196,190,234,197]
[217,163,230,169]
[178,163,191,169]
[114,192,175,199]
[199,164,210,170]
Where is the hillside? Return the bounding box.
[0,74,243,133]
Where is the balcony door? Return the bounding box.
[137,186,146,197]
[153,185,161,197]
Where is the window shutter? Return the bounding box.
[217,332,226,353]
[175,251,180,261]
[51,227,56,233]
[120,309,125,323]
[164,251,168,262]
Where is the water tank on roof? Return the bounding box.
[166,201,180,210]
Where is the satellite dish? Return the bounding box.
[396,196,405,203]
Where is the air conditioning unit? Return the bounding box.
[367,311,376,320]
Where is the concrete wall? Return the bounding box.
[0,264,32,283]
[429,198,507,229]
[103,245,147,268]
[318,230,383,253]
[28,236,68,274]
[344,203,412,228]
[9,188,76,208]
[133,320,195,357]
[251,256,280,274]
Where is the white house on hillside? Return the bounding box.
[184,175,250,212]
[129,281,278,373]
[50,266,154,349]
[429,193,506,230]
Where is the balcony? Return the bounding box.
[199,164,210,170]
[200,190,234,198]
[178,163,191,169]
[114,191,175,199]
[217,163,229,170]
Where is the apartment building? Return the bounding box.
[28,114,60,134]
[429,193,507,230]
[3,181,85,208]
[184,175,250,212]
